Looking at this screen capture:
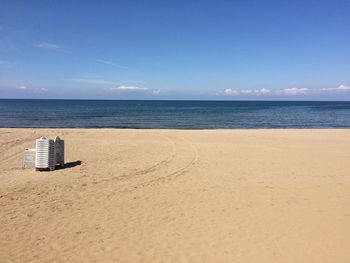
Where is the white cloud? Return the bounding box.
[96,59,128,69]
[223,88,240,96]
[36,42,69,53]
[283,87,309,95]
[338,84,350,90]
[256,88,271,94]
[110,85,149,91]
[240,89,252,94]
[219,84,350,97]
[36,42,60,50]
[37,87,49,92]
[152,89,161,94]
[15,86,48,93]
[222,88,271,96]
[96,59,114,65]
[321,84,350,92]
[70,78,160,94]
[109,85,161,94]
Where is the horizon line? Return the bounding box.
[1,98,350,102]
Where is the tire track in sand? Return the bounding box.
[0,135,38,166]
[82,132,198,194]
[137,133,199,187]
[89,132,177,185]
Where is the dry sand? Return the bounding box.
[0,129,349,262]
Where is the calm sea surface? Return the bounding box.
[1,99,350,129]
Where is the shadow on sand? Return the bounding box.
[56,160,82,170]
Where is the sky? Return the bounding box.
[0,0,349,100]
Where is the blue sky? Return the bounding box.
[0,0,349,100]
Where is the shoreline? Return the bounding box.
[2,127,350,130]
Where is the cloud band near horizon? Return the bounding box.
[219,85,350,96]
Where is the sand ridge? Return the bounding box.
[0,129,350,262]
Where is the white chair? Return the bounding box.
[35,137,55,171]
[35,136,65,171]
[23,148,36,168]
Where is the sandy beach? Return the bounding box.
[0,128,349,262]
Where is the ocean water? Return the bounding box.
[0,99,350,129]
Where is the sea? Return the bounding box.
[1,99,350,129]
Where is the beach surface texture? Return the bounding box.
[0,129,350,262]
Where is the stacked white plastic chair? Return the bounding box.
[34,136,65,171]
[35,137,55,171]
[54,136,65,169]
